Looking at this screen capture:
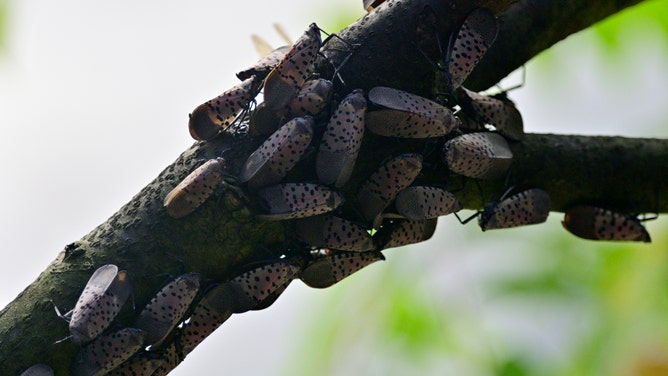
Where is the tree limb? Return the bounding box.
[1,0,663,374]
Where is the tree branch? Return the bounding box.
[1,0,663,374]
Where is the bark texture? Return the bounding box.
[1,0,664,374]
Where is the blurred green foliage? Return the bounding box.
[0,0,5,51]
[593,0,668,51]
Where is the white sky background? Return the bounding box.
[0,1,667,375]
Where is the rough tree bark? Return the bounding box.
[1,0,664,374]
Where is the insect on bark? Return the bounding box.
[54,264,132,345]
[239,117,314,189]
[442,132,512,180]
[395,186,463,220]
[455,87,524,141]
[443,8,498,93]
[478,188,551,231]
[263,23,322,111]
[295,215,375,252]
[562,205,651,243]
[163,157,226,219]
[317,89,367,188]
[366,86,459,138]
[188,75,261,141]
[374,218,438,250]
[256,183,344,221]
[71,327,145,376]
[226,261,301,313]
[135,273,201,347]
[300,251,385,289]
[357,153,423,223]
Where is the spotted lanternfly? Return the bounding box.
[366,86,459,138]
[444,8,498,93]
[248,101,285,137]
[19,364,54,376]
[227,261,301,313]
[317,89,367,188]
[106,354,164,376]
[561,205,651,242]
[135,273,201,347]
[71,327,145,376]
[264,23,322,111]
[240,117,314,189]
[163,158,226,219]
[56,264,132,345]
[455,87,524,141]
[288,78,334,117]
[178,283,236,355]
[256,183,344,220]
[479,188,550,231]
[295,215,375,252]
[375,218,438,250]
[237,45,291,81]
[442,132,512,179]
[357,153,423,223]
[300,251,385,289]
[148,342,181,376]
[395,186,463,220]
[188,75,261,141]
[363,0,386,11]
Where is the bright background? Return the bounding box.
[1,1,667,375]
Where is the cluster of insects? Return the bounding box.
[27,4,654,376]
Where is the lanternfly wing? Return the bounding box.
[257,183,344,220]
[455,87,524,141]
[300,251,385,288]
[562,205,651,242]
[479,188,551,231]
[366,86,458,138]
[263,23,322,111]
[357,154,423,222]
[164,158,226,218]
[446,8,498,92]
[395,186,463,220]
[442,132,512,179]
[317,89,367,187]
[188,76,261,141]
[295,215,375,252]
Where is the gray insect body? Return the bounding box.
[395,186,462,220]
[256,183,344,220]
[562,205,651,242]
[366,86,458,138]
[295,215,375,252]
[188,75,261,141]
[71,327,145,376]
[301,251,385,288]
[479,188,551,230]
[357,153,423,222]
[240,117,314,189]
[442,132,512,179]
[163,158,226,219]
[65,264,132,344]
[135,273,201,347]
[317,89,367,187]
